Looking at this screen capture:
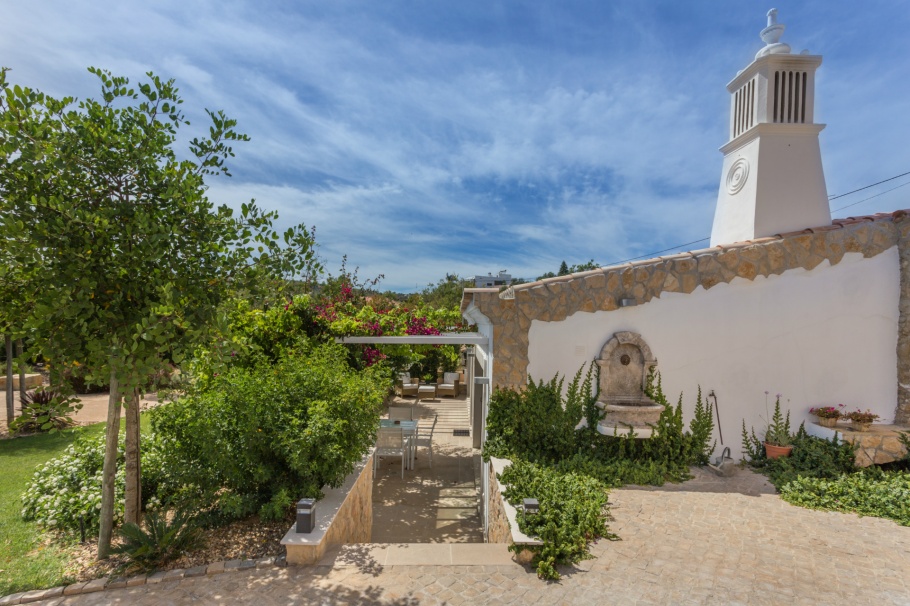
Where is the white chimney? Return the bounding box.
[710,9,831,247]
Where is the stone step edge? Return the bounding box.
[0,556,286,605]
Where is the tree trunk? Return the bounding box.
[97,369,121,560]
[5,336,13,423]
[124,388,141,526]
[16,339,26,409]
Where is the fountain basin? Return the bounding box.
[595,400,665,439]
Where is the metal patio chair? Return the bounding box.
[413,414,438,469]
[374,427,407,478]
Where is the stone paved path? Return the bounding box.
[41,468,910,605]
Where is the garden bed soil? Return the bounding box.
[62,514,291,582]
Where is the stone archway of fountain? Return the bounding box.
[594,331,663,438]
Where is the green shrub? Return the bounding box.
[150,342,384,522]
[484,368,716,577]
[485,368,715,479]
[112,503,204,572]
[499,460,615,580]
[779,470,910,526]
[20,432,170,535]
[484,364,596,463]
[742,425,856,490]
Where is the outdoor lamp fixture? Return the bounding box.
[296,498,316,533]
[620,298,637,307]
[522,498,540,515]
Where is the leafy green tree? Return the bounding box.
[0,67,320,558]
[421,273,470,310]
[537,259,600,281]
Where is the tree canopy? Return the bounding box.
[0,66,320,556]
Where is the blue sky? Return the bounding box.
[3,1,909,291]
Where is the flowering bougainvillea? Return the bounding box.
[221,275,465,379]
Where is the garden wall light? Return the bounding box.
[522,498,540,514]
[296,498,316,533]
[620,298,637,307]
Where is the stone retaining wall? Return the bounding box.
[487,458,541,564]
[463,210,910,423]
[841,426,908,467]
[0,374,42,390]
[282,452,373,565]
[487,461,511,544]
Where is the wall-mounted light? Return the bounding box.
[620,298,637,307]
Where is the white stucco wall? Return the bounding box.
[527,249,900,461]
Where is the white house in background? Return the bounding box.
[473,271,512,288]
[461,10,910,465]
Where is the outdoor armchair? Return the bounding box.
[436,372,460,397]
[394,372,419,398]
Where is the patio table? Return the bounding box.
[416,385,437,403]
[380,419,418,469]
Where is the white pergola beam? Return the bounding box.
[335,333,488,346]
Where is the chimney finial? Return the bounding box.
[756,8,791,59]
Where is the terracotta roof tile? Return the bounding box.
[659,252,695,261]
[807,224,842,233]
[717,241,752,250]
[776,228,814,238]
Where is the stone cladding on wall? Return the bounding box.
[462,210,910,423]
[487,462,512,544]
[835,425,910,467]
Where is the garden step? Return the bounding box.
[318,543,517,566]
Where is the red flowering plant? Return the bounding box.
[308,264,466,376]
[844,409,880,424]
[808,404,844,419]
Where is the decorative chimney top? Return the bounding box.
[756,9,791,59]
[709,9,830,247]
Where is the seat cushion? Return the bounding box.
[443,372,460,383]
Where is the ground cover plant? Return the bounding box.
[742,420,910,526]
[484,365,715,579]
[778,469,910,526]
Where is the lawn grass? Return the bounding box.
[0,416,148,596]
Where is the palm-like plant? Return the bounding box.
[112,505,203,572]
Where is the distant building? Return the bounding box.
[473,271,512,288]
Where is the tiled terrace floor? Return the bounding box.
[372,393,483,543]
[46,466,910,605]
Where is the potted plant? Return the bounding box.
[845,409,879,432]
[809,404,843,428]
[763,393,793,458]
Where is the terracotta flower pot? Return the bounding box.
[816,417,838,428]
[763,442,793,459]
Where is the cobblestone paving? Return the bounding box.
[45,468,910,605]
